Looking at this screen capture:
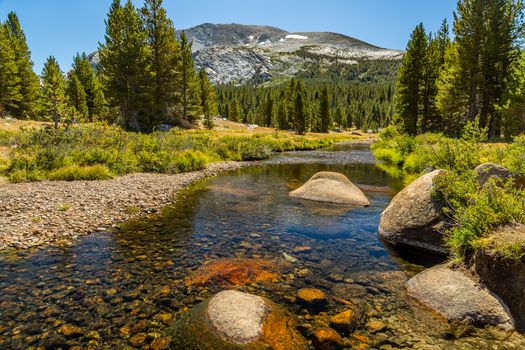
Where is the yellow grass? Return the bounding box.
[0,117,48,132]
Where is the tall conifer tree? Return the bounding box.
[142,0,180,122]
[99,0,153,131]
[179,31,201,124]
[198,69,218,129]
[0,23,21,117]
[319,86,331,132]
[5,12,40,119]
[395,23,428,135]
[41,57,70,128]
[69,53,106,121]
[294,81,308,134]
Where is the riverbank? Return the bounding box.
[0,161,256,250]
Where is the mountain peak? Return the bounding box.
[179,23,404,84]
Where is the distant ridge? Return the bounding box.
[179,23,403,84]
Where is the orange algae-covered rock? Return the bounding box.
[185,258,281,287]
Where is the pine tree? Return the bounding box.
[69,53,107,121]
[439,0,524,137]
[395,23,428,136]
[0,23,21,117]
[198,69,217,129]
[179,31,201,124]
[319,86,331,132]
[501,52,525,136]
[229,97,241,122]
[4,12,40,119]
[437,43,467,136]
[276,91,288,130]
[41,57,70,128]
[334,106,344,129]
[263,93,273,127]
[294,81,308,134]
[99,0,153,131]
[141,0,180,122]
[67,75,89,121]
[436,19,451,66]
[421,35,441,132]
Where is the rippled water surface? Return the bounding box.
[1,143,524,349]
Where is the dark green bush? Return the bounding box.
[435,172,525,258]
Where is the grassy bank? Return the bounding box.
[2,123,356,183]
[372,125,525,259]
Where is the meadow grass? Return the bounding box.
[3,123,355,182]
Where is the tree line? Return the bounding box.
[217,60,399,132]
[0,0,218,131]
[396,0,525,138]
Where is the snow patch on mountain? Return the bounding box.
[286,34,308,40]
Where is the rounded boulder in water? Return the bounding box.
[169,290,308,350]
[289,171,370,206]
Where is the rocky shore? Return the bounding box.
[0,161,256,250]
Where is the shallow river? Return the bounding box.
[0,143,524,349]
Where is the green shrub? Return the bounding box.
[0,130,16,146]
[48,164,114,181]
[172,150,215,172]
[434,171,525,258]
[502,135,525,175]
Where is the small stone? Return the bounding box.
[327,273,345,283]
[153,312,173,325]
[330,310,357,333]
[150,337,171,350]
[296,288,328,308]
[106,288,118,297]
[130,333,147,347]
[119,325,131,336]
[59,324,82,338]
[157,286,171,298]
[86,330,101,340]
[293,246,312,253]
[366,320,386,334]
[312,327,345,350]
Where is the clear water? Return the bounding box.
[0,143,523,349]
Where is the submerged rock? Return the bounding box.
[468,225,525,330]
[170,290,308,350]
[312,327,345,350]
[407,265,514,330]
[185,258,281,287]
[330,310,359,333]
[296,288,328,308]
[475,163,512,185]
[378,170,448,254]
[289,172,370,206]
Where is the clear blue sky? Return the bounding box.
[0,0,457,73]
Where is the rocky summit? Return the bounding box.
[179,23,403,84]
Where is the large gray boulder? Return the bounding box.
[475,163,512,185]
[378,170,447,254]
[407,265,514,331]
[169,290,308,350]
[289,171,370,206]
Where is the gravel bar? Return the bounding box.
[0,161,256,250]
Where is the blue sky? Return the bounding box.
[0,0,457,73]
